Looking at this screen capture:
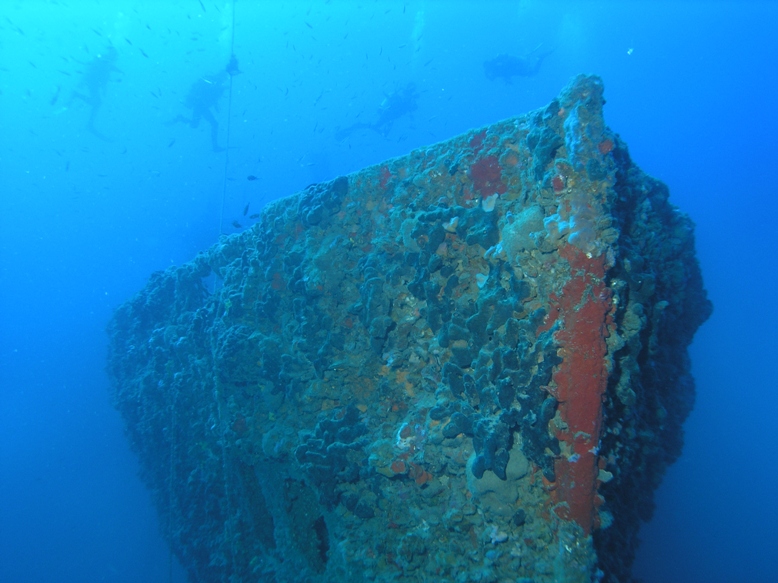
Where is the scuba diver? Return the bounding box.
[70,45,121,141]
[166,55,241,152]
[335,82,419,140]
[483,45,555,83]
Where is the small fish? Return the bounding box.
[305,21,313,29]
[125,37,133,46]
[65,161,70,171]
[249,213,260,219]
[5,18,25,36]
[247,175,257,181]
[198,0,206,11]
[243,203,250,216]
[139,48,149,58]
[231,220,242,229]
[168,139,176,147]
[50,85,61,106]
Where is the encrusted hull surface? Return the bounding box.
[107,75,711,583]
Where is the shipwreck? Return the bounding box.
[107,75,711,583]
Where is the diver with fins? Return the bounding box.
[70,45,121,141]
[483,44,555,83]
[336,82,419,141]
[166,55,241,152]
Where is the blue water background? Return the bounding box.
[1,1,776,582]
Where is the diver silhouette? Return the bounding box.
[167,56,241,152]
[336,82,419,140]
[483,45,555,83]
[71,45,121,141]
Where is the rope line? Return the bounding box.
[168,397,176,583]
[220,4,238,575]
[219,0,237,236]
